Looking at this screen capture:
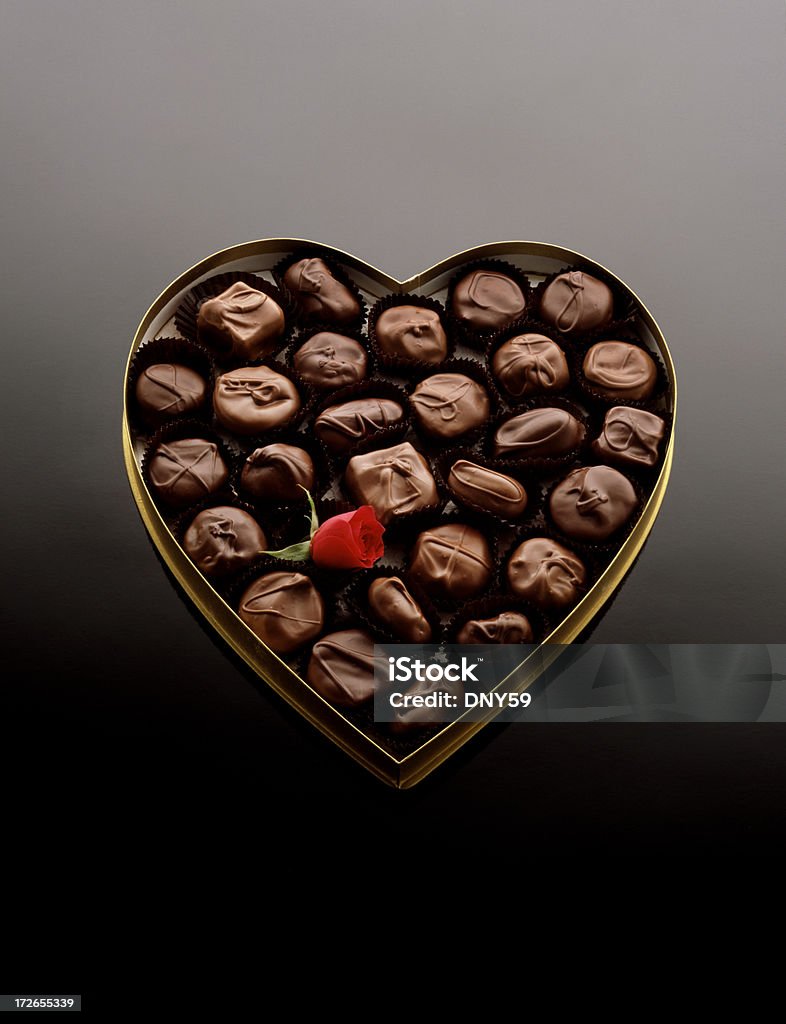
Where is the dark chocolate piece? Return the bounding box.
[183,506,267,577]
[367,577,432,643]
[592,407,665,468]
[457,612,533,644]
[375,305,448,364]
[540,271,613,334]
[410,373,490,440]
[147,437,229,507]
[550,465,637,541]
[451,269,526,331]
[293,332,367,390]
[409,524,493,601]
[213,366,300,435]
[240,443,315,502]
[447,459,527,519]
[135,363,207,420]
[582,342,657,400]
[238,571,324,654]
[345,442,438,525]
[507,537,586,608]
[314,397,404,455]
[306,629,376,707]
[492,334,569,398]
[494,408,584,458]
[197,281,285,361]
[283,258,361,325]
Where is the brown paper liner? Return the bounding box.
[485,395,590,472]
[570,327,671,409]
[446,593,545,645]
[433,446,543,528]
[445,258,534,345]
[312,378,411,462]
[367,293,455,370]
[484,319,574,400]
[209,360,313,440]
[345,564,443,645]
[284,322,374,393]
[272,251,367,330]
[530,265,636,339]
[407,357,502,451]
[127,337,215,432]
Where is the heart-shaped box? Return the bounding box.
[122,239,676,788]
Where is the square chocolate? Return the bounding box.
[344,442,438,525]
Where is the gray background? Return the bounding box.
[2,0,785,861]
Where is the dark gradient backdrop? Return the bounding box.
[1,1,785,864]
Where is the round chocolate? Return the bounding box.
[550,465,638,541]
[447,459,527,519]
[409,524,493,601]
[494,408,584,459]
[582,342,657,400]
[196,281,285,361]
[306,629,376,707]
[314,398,404,455]
[507,538,586,608]
[451,269,526,331]
[492,334,569,398]
[240,443,315,502]
[238,571,324,654]
[410,373,490,440]
[183,506,267,577]
[147,437,229,507]
[592,407,665,468]
[293,332,367,390]
[540,271,613,334]
[345,442,438,525]
[367,577,432,643]
[135,363,207,420]
[375,305,448,364]
[213,366,300,435]
[457,612,532,645]
[283,257,361,325]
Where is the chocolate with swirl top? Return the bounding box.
[540,271,613,335]
[410,373,490,440]
[592,407,665,468]
[306,629,377,707]
[147,437,229,507]
[283,258,361,325]
[238,571,324,654]
[451,269,526,331]
[293,332,367,390]
[582,342,657,400]
[345,442,438,525]
[213,366,301,435]
[367,577,432,643]
[240,443,315,502]
[447,459,527,519]
[183,506,267,577]
[494,408,584,459]
[135,363,207,420]
[507,538,586,608]
[492,334,569,398]
[314,397,404,455]
[457,612,533,644]
[409,523,493,601]
[375,305,448,364]
[549,465,637,541]
[197,281,286,361]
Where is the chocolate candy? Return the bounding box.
[447,459,527,519]
[283,258,361,325]
[367,577,432,643]
[451,269,526,331]
[390,673,464,733]
[507,538,586,608]
[306,629,376,707]
[197,281,285,361]
[293,332,367,390]
[540,271,613,334]
[213,366,301,435]
[183,506,267,577]
[494,408,584,459]
[147,437,229,507]
[592,407,665,468]
[135,363,207,420]
[492,334,569,398]
[582,341,657,400]
[345,442,438,525]
[409,524,493,601]
[240,443,315,502]
[314,397,404,455]
[550,465,637,541]
[410,373,490,440]
[375,305,448,364]
[238,571,324,654]
[457,612,533,644]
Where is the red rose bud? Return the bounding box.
[310,506,385,570]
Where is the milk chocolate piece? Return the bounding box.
[135,363,207,420]
[240,443,315,502]
[293,332,367,390]
[306,629,376,707]
[409,524,493,601]
[238,571,324,654]
[451,269,526,331]
[283,258,361,325]
[375,305,448,364]
[507,538,586,608]
[183,506,267,577]
[550,465,637,541]
[410,373,490,440]
[314,398,404,455]
[592,407,665,468]
[447,460,527,519]
[540,271,613,334]
[367,577,432,643]
[390,672,464,733]
[492,334,569,398]
[582,342,657,400]
[457,612,533,644]
[197,281,286,361]
[148,437,229,507]
[494,408,584,458]
[345,442,438,525]
[213,366,300,435]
